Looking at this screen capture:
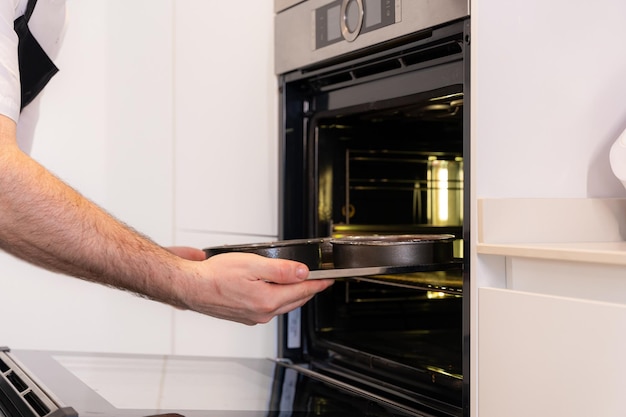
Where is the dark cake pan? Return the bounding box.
[330,234,455,268]
[203,238,326,270]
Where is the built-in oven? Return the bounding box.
[275,1,470,416]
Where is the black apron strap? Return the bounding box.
[23,0,39,21]
[14,0,59,111]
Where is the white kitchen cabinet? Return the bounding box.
[505,256,626,304]
[173,0,279,238]
[474,198,626,416]
[478,287,626,417]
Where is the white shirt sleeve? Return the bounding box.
[0,0,67,153]
[0,0,22,124]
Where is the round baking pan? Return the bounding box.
[330,234,455,268]
[203,238,326,270]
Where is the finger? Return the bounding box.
[166,246,207,261]
[250,256,311,284]
[203,252,308,283]
[263,279,334,317]
[270,289,323,318]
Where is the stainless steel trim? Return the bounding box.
[275,0,469,75]
[340,0,364,42]
[275,0,307,14]
[272,359,422,416]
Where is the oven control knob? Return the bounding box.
[340,0,364,42]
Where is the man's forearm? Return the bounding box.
[0,145,187,308]
[0,114,334,326]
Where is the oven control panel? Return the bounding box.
[275,0,468,74]
[315,0,397,49]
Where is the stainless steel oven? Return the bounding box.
[276,1,470,416]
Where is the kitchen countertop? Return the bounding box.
[477,198,626,265]
[477,240,626,265]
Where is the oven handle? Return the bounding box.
[272,359,422,416]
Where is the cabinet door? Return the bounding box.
[174,0,278,236]
[478,288,626,417]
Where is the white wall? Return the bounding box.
[472,0,626,200]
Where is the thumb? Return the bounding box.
[259,258,310,284]
[166,246,207,261]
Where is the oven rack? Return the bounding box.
[308,259,462,280]
[308,261,463,294]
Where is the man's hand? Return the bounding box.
[176,252,334,325]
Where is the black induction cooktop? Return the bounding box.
[1,347,419,417]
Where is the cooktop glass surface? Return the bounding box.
[7,349,420,417]
[52,354,274,411]
[10,350,281,417]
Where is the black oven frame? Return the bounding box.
[277,18,471,417]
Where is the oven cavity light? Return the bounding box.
[438,166,449,222]
[427,291,447,299]
[427,158,449,224]
[427,157,463,226]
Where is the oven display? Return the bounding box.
[316,0,396,49]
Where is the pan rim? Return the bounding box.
[330,234,456,246]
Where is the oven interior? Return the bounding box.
[313,91,464,236]
[279,20,469,417]
[308,92,464,415]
